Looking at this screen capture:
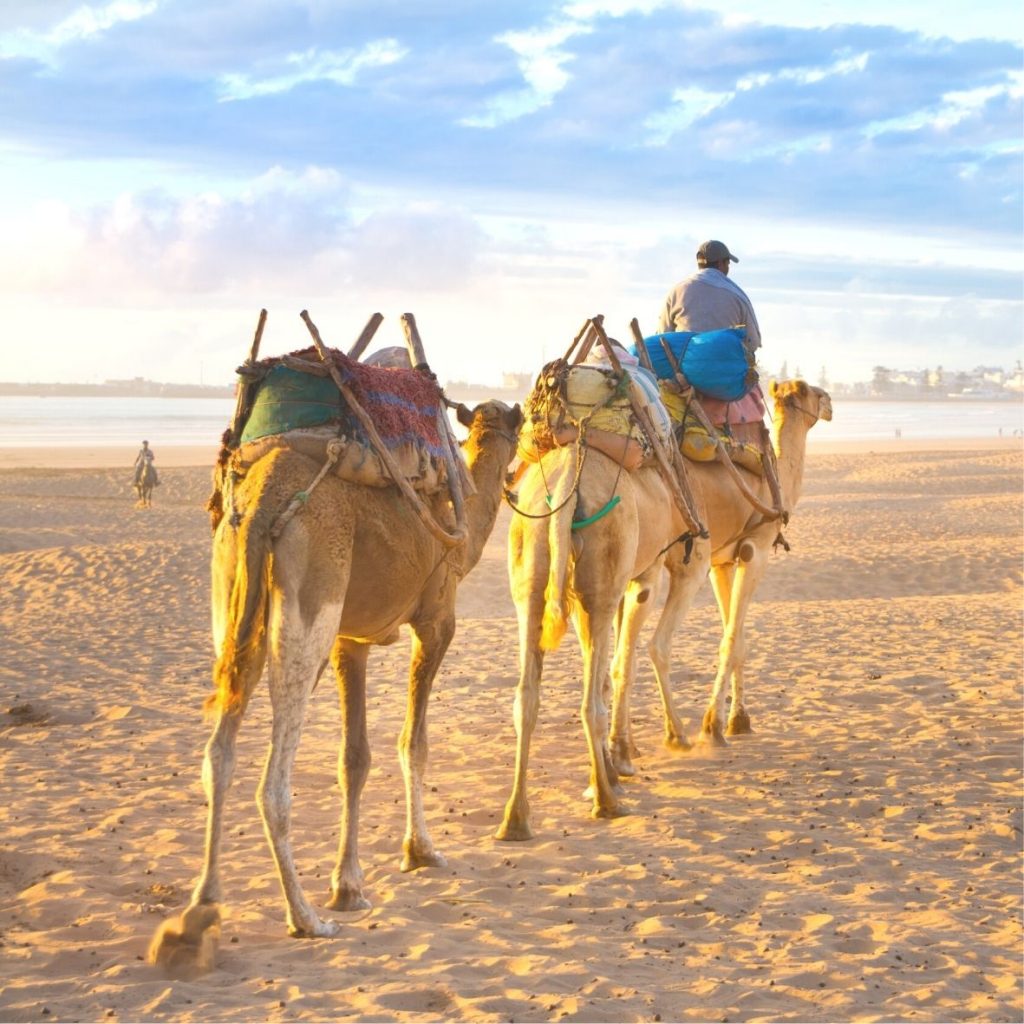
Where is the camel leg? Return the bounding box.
[608,568,661,776]
[724,550,766,737]
[576,605,626,819]
[327,638,372,911]
[398,615,455,871]
[496,608,545,841]
[259,597,345,938]
[702,564,735,744]
[702,553,765,743]
[497,516,550,842]
[149,521,266,973]
[648,540,710,751]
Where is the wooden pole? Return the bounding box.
[658,338,783,521]
[562,317,597,363]
[629,319,655,373]
[398,310,473,516]
[299,310,467,548]
[573,314,604,364]
[229,308,268,446]
[590,319,706,537]
[399,313,430,373]
[348,312,384,361]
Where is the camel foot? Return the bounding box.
[148,902,221,977]
[495,817,534,842]
[326,887,371,912]
[726,710,753,736]
[665,732,693,752]
[288,916,344,938]
[698,726,728,748]
[401,846,447,873]
[700,710,728,747]
[584,778,626,800]
[592,800,628,820]
[610,743,636,777]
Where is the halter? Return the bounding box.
[787,400,822,425]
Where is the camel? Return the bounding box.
[643,379,832,747]
[496,439,696,840]
[150,399,522,970]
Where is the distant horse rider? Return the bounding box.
[133,440,158,487]
[658,239,765,444]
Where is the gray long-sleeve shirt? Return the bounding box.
[656,268,761,353]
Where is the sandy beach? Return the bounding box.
[0,438,1020,1022]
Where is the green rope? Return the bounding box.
[571,494,620,531]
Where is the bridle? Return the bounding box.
[787,399,822,425]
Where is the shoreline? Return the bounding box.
[0,435,1019,470]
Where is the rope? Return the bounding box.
[571,495,620,530]
[270,438,344,539]
[504,442,589,520]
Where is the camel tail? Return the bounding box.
[539,480,576,652]
[205,508,273,718]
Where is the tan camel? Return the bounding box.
[643,379,832,747]
[150,400,521,970]
[496,439,696,840]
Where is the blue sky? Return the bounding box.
[0,0,1020,387]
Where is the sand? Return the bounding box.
[0,440,1020,1022]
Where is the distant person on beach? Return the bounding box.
[657,239,765,442]
[133,440,155,486]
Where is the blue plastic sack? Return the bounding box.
[632,327,753,401]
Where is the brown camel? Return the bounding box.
[643,379,832,747]
[150,399,521,970]
[496,438,695,841]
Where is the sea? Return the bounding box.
[0,394,1021,448]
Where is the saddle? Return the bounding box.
[231,345,450,493]
[518,359,673,472]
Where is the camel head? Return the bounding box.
[769,378,833,425]
[456,399,524,461]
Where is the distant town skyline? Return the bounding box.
[0,1,1020,389]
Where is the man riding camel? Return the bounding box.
[657,239,765,445]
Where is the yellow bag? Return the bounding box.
[680,423,718,462]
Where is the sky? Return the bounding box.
[0,0,1021,388]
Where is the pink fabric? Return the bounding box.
[699,384,766,427]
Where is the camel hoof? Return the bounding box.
[326,889,371,912]
[592,801,628,820]
[495,818,533,842]
[288,917,343,938]
[665,734,692,752]
[699,728,728,748]
[612,758,636,778]
[148,903,221,977]
[400,848,447,873]
[726,711,753,736]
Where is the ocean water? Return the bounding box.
[0,394,1021,448]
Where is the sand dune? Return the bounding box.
[0,442,1020,1022]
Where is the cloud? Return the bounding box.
[0,166,494,303]
[642,86,731,146]
[217,39,409,102]
[0,0,157,65]
[460,20,590,127]
[0,166,352,298]
[348,205,490,290]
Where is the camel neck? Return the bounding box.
[460,433,513,576]
[771,412,812,507]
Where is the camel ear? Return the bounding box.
[456,403,473,428]
[769,379,780,399]
[507,403,524,433]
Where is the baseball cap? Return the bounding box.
[697,240,738,264]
